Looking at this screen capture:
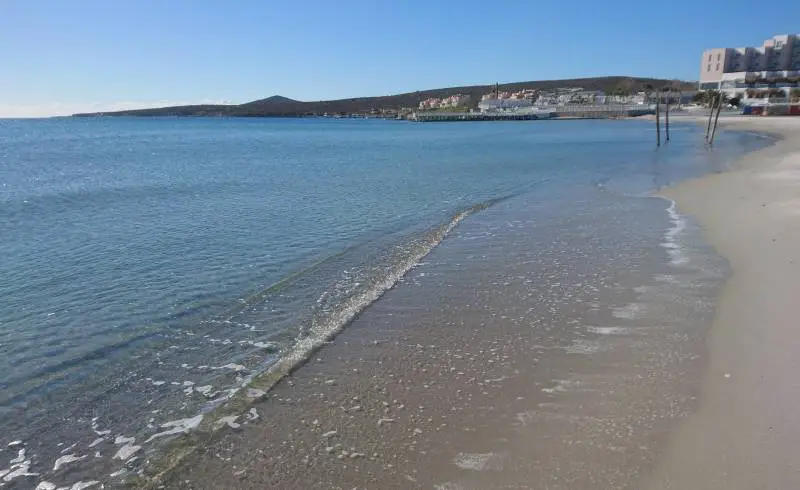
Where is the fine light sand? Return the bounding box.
[644,116,800,489]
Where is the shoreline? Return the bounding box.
[160,199,716,489]
[6,115,789,489]
[644,116,800,488]
[126,117,795,490]
[150,121,763,489]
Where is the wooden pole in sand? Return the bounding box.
[709,93,724,146]
[665,89,671,142]
[655,90,661,147]
[706,92,717,142]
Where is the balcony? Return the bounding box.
[720,80,747,89]
[764,71,786,79]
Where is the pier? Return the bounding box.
[412,104,653,122]
[552,104,653,119]
[412,112,553,122]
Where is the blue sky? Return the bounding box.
[2,0,799,116]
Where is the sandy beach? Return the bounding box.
[643,116,800,489]
[136,116,800,490]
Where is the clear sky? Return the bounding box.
[2,0,799,117]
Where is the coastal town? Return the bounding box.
[417,86,650,112]
[325,85,683,122]
[401,83,699,121]
[408,86,665,121]
[404,32,800,121]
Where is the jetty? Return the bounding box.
[411,104,653,122]
[552,104,653,119]
[412,111,553,122]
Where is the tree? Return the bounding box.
[612,86,630,97]
[693,90,727,107]
[693,91,714,106]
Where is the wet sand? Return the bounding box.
[154,178,727,489]
[644,117,800,489]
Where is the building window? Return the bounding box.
[707,64,711,71]
[716,63,720,70]
[708,54,712,61]
[717,53,721,61]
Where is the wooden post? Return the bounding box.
[709,93,724,146]
[705,92,715,141]
[665,89,671,142]
[655,90,661,147]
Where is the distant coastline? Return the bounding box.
[71,76,694,118]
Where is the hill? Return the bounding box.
[72,77,695,117]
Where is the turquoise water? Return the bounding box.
[0,117,769,486]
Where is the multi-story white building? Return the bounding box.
[478,98,532,112]
[700,34,800,98]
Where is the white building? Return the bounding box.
[441,94,470,107]
[419,94,471,110]
[700,34,800,98]
[478,98,532,112]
